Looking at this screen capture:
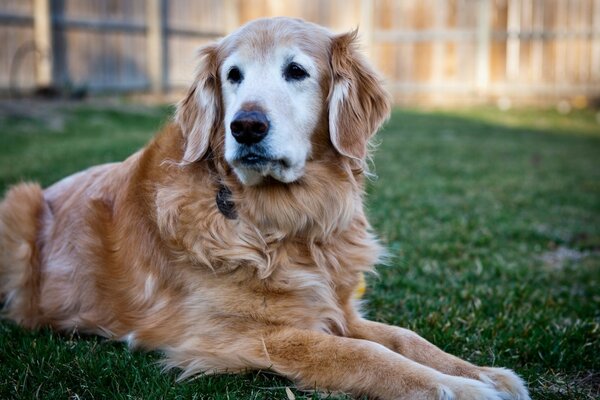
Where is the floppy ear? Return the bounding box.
[175,44,222,164]
[328,30,391,165]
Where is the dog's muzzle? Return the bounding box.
[226,109,303,185]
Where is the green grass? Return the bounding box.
[1,103,599,399]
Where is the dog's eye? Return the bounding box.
[284,62,309,81]
[227,67,243,84]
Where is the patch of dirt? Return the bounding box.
[0,100,66,133]
[535,371,600,399]
[0,98,171,120]
[0,98,173,134]
[540,246,599,270]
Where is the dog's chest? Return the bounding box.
[157,186,378,333]
[190,241,353,334]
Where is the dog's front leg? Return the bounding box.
[260,327,505,399]
[347,319,530,399]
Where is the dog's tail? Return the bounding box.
[0,182,46,328]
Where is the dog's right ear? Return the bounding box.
[175,44,221,164]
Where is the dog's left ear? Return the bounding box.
[328,30,391,165]
[175,44,222,164]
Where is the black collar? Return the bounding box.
[216,184,237,220]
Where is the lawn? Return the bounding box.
[0,102,599,399]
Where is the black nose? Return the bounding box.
[230,110,269,145]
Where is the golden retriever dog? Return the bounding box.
[0,17,529,400]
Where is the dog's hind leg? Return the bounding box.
[0,183,47,328]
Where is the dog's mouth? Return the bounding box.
[228,149,302,185]
[237,154,291,170]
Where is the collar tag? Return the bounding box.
[216,184,237,220]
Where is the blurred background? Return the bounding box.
[1,2,599,399]
[1,0,599,107]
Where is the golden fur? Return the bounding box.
[0,18,529,399]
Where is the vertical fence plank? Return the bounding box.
[360,0,374,58]
[521,0,532,82]
[555,0,568,83]
[567,0,578,83]
[476,0,491,91]
[147,0,165,93]
[224,0,240,33]
[506,0,521,81]
[593,0,600,81]
[457,0,469,85]
[33,0,52,88]
[580,0,588,83]
[391,0,404,86]
[431,0,447,86]
[578,0,588,83]
[531,0,543,83]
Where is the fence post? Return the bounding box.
[33,0,53,88]
[360,0,374,59]
[476,0,491,93]
[147,0,165,93]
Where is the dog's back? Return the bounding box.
[0,156,136,331]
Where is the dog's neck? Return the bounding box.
[203,147,366,239]
[218,163,364,241]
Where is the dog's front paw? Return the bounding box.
[437,375,505,400]
[479,367,530,400]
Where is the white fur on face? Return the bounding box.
[221,47,322,186]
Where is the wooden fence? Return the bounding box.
[1,0,599,105]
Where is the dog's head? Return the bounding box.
[176,17,390,186]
